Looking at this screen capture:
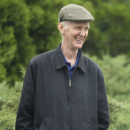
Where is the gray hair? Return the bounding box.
[59,21,70,42]
[61,21,70,30]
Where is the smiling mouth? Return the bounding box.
[75,38,84,42]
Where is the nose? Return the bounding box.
[79,29,86,37]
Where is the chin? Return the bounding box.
[76,43,84,49]
[75,45,83,50]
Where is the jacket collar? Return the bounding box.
[54,44,86,73]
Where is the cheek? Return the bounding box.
[85,32,88,37]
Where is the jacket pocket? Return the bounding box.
[38,116,51,130]
[86,121,93,130]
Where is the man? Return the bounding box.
[16,4,109,130]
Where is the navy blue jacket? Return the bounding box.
[15,45,109,130]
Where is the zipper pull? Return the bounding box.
[69,79,71,86]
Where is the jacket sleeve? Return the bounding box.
[15,62,36,130]
[97,68,110,130]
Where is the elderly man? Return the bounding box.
[15,4,109,130]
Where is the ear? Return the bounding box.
[58,23,65,34]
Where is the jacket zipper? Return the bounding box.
[67,66,77,127]
[69,79,71,95]
[68,67,77,95]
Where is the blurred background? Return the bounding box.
[0,0,130,129]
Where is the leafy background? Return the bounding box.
[0,0,130,129]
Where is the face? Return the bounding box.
[62,21,90,50]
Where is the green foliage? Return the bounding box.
[0,0,36,86]
[86,54,130,101]
[0,105,15,130]
[85,54,130,129]
[1,0,130,86]
[82,0,130,57]
[19,65,26,79]
[108,97,130,130]
[0,81,22,129]
[0,64,6,82]
[0,81,22,112]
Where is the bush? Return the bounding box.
[86,54,130,101]
[86,54,130,129]
[0,0,35,86]
[0,81,22,129]
[108,96,130,130]
[0,105,16,130]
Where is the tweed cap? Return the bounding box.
[58,4,94,22]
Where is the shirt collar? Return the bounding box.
[54,44,86,73]
[62,49,80,69]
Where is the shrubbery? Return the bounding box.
[86,54,130,129]
[0,54,130,129]
[0,81,22,130]
[108,96,130,130]
[87,54,130,101]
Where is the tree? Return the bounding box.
[1,0,130,85]
[0,0,35,85]
[82,0,130,57]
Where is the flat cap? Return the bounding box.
[58,4,94,22]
